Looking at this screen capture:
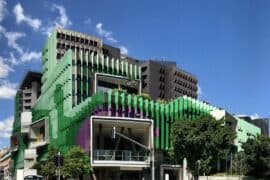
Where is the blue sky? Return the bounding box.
[0,0,270,148]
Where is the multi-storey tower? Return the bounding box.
[18,71,42,112]
[141,60,198,100]
[13,71,41,134]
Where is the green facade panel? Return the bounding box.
[12,28,218,170]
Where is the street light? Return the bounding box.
[195,160,200,180]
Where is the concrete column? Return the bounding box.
[98,124,103,149]
[183,158,188,180]
[160,166,164,180]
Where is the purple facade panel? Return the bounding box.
[76,105,148,152]
[76,118,90,152]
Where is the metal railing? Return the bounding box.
[93,149,149,161]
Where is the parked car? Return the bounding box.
[24,175,44,180]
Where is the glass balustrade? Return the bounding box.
[93,150,149,161]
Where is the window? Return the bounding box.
[24,106,31,110]
[159,84,165,90]
[80,38,84,43]
[159,76,165,82]
[24,99,31,103]
[159,68,165,74]
[57,53,61,59]
[93,41,97,47]
[25,93,32,97]
[141,66,148,72]
[90,40,93,46]
[71,35,75,41]
[57,32,61,38]
[26,83,32,89]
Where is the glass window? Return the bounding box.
[25,93,32,97]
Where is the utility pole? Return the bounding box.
[54,151,64,180]
[57,151,61,180]
[230,152,233,175]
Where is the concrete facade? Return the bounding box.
[140,60,198,100]
[18,72,42,112]
[0,148,11,180]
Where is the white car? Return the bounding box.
[24,175,44,180]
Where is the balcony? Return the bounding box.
[29,117,49,149]
[90,116,154,168]
[94,150,149,161]
[24,149,37,160]
[21,112,32,134]
[93,150,150,167]
[29,141,47,149]
[95,73,140,94]
[24,149,37,169]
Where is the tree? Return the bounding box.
[241,135,270,178]
[61,146,91,179]
[32,146,58,180]
[230,152,247,176]
[171,115,236,175]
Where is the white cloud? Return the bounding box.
[8,52,18,65]
[0,24,4,33]
[250,113,260,120]
[120,46,128,55]
[197,84,202,97]
[52,4,71,27]
[0,57,13,78]
[4,31,26,54]
[0,26,26,54]
[13,3,42,31]
[0,81,17,99]
[95,22,129,54]
[0,116,14,138]
[84,17,91,25]
[42,4,72,36]
[0,25,40,64]
[21,51,41,63]
[3,51,41,65]
[0,0,7,22]
[96,22,118,43]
